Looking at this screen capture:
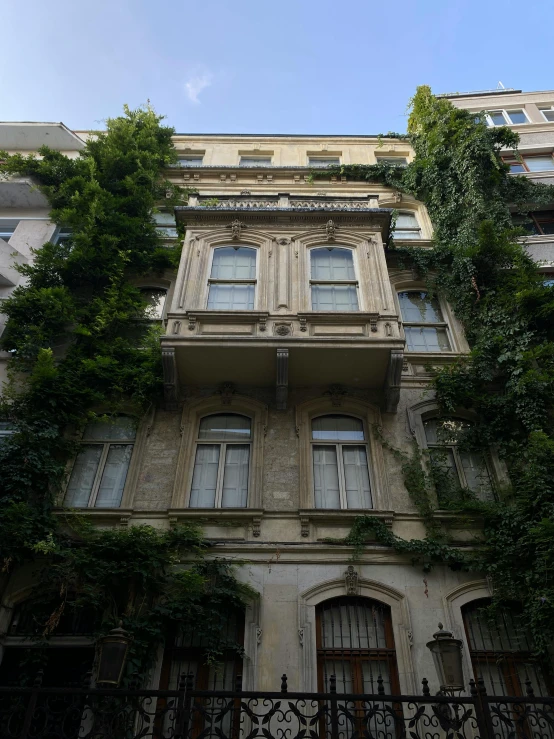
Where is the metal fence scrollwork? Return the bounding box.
[0,671,553,739]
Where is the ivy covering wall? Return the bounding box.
[322,87,554,656]
[0,107,253,683]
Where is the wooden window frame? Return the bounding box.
[397,290,452,353]
[504,153,554,174]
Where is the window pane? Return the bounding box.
[210,247,256,279]
[395,212,419,229]
[523,155,554,172]
[141,288,166,320]
[375,157,408,166]
[82,416,136,441]
[323,660,353,693]
[489,111,507,126]
[239,158,272,166]
[320,600,387,649]
[424,418,470,445]
[342,446,372,508]
[190,444,220,508]
[178,157,203,166]
[507,110,527,124]
[198,414,251,440]
[459,450,494,500]
[311,248,355,280]
[207,283,255,310]
[398,291,443,322]
[540,108,554,122]
[508,162,526,173]
[313,446,340,508]
[465,605,532,653]
[311,285,358,311]
[65,445,103,507]
[312,416,364,441]
[405,326,451,351]
[361,660,392,693]
[429,447,460,501]
[308,158,340,167]
[221,444,249,507]
[95,444,133,507]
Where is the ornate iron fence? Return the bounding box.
[0,673,553,739]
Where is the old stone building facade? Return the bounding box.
[1,95,554,697]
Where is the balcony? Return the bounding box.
[162,196,403,412]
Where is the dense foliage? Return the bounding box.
[0,107,253,681]
[323,87,554,655]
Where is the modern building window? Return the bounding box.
[64,416,136,508]
[311,415,372,509]
[398,291,451,352]
[53,228,72,246]
[207,246,257,310]
[0,220,19,241]
[392,212,421,239]
[189,414,251,508]
[462,599,551,696]
[177,156,204,167]
[316,597,400,694]
[514,210,554,235]
[423,417,494,502]
[310,247,359,311]
[485,109,529,126]
[375,156,408,167]
[539,106,554,123]
[239,156,272,166]
[308,157,341,168]
[140,287,167,320]
[505,154,554,173]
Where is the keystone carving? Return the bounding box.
[218,382,236,405]
[325,384,347,407]
[345,565,360,596]
[227,219,246,240]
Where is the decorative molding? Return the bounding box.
[274,323,292,336]
[298,628,304,646]
[384,349,404,413]
[324,219,337,242]
[217,382,236,405]
[252,517,261,537]
[258,315,267,332]
[161,347,179,411]
[299,316,307,332]
[324,384,347,407]
[172,321,181,335]
[119,516,130,528]
[300,517,310,538]
[276,348,289,411]
[384,322,392,337]
[256,627,262,645]
[187,314,197,332]
[227,219,245,240]
[369,316,378,333]
[344,565,360,596]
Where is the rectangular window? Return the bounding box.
[517,210,554,235]
[310,247,359,311]
[485,109,528,126]
[487,110,508,126]
[375,157,408,166]
[398,291,452,352]
[239,157,272,166]
[0,220,19,241]
[393,212,421,239]
[207,246,257,310]
[522,154,554,172]
[539,106,554,122]
[308,157,341,168]
[506,109,528,124]
[178,157,204,166]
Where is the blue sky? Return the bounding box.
[2,0,554,135]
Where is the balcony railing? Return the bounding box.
[1,672,553,739]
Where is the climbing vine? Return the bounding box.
[0,106,254,678]
[320,87,554,655]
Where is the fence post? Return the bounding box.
[470,678,494,739]
[175,672,194,739]
[19,669,43,739]
[329,674,339,739]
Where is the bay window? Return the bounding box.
[207,246,257,310]
[398,291,451,352]
[312,415,372,509]
[64,416,136,508]
[310,247,359,311]
[189,414,251,508]
[392,212,421,239]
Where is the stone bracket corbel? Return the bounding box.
[384,348,403,413]
[162,347,179,411]
[276,348,289,410]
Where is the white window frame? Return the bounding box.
[190,414,252,509]
[538,106,554,123]
[206,245,258,311]
[484,109,530,127]
[393,212,422,240]
[309,245,360,312]
[64,418,136,508]
[311,414,373,510]
[308,156,341,168]
[397,290,452,353]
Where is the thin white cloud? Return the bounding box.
[184,69,213,104]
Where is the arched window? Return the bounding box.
[462,599,551,696]
[64,416,136,508]
[316,597,400,694]
[423,417,494,502]
[311,415,372,509]
[140,287,167,320]
[398,291,451,352]
[310,247,359,311]
[190,414,251,508]
[393,212,421,239]
[207,246,257,310]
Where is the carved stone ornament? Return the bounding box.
[274,323,292,336]
[259,316,267,332]
[218,382,236,405]
[188,314,197,332]
[227,219,246,241]
[369,317,378,333]
[241,190,251,195]
[345,566,360,596]
[300,517,309,538]
[256,627,263,645]
[172,321,181,335]
[277,238,290,245]
[324,219,337,242]
[298,628,305,646]
[252,518,261,537]
[324,384,347,407]
[299,316,307,332]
